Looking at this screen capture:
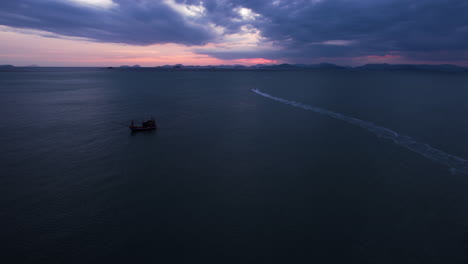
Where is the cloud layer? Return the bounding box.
[1,0,468,63]
[0,0,214,45]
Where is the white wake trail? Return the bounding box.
[252,89,468,175]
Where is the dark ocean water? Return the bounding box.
[1,68,468,263]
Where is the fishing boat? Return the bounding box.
[129,118,157,131]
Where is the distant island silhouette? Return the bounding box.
[124,63,468,72]
[2,63,468,72]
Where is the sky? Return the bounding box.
[1,0,468,66]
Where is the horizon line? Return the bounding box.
[2,62,468,68]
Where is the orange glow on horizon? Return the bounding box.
[53,56,280,66]
[230,58,279,65]
[0,27,280,66]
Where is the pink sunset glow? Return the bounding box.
[0,28,279,67]
[1,27,467,67]
[0,29,217,66]
[2,26,466,67]
[230,58,279,65]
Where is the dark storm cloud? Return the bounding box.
[1,0,468,62]
[193,0,468,62]
[0,0,214,45]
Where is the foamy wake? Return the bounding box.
[252,89,468,175]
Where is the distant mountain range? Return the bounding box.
[148,63,468,72]
[354,63,468,72]
[152,63,350,70]
[2,63,468,72]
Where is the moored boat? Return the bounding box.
[129,118,157,131]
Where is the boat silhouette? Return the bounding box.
[129,118,157,131]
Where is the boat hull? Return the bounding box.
[129,126,157,132]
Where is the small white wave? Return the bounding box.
[252,89,468,175]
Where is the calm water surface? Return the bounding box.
[1,68,468,263]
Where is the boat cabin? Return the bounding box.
[129,118,157,131]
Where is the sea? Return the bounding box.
[1,68,468,263]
